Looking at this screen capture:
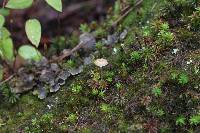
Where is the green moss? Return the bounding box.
[1,0,200,132]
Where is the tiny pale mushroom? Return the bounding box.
[94,58,108,68]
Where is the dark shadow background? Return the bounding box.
[0,0,115,46]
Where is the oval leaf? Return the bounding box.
[0,27,11,40]
[25,19,41,47]
[0,14,5,28]
[0,38,14,61]
[0,8,10,16]
[6,0,33,9]
[18,45,42,62]
[45,0,62,12]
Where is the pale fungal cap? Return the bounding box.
[94,58,108,68]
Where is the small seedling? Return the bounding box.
[176,116,186,126]
[160,23,169,31]
[79,23,91,33]
[98,90,105,98]
[92,89,99,96]
[143,26,151,37]
[40,113,53,123]
[71,84,82,94]
[152,87,162,97]
[178,73,189,85]
[189,115,200,125]
[67,113,78,123]
[116,82,123,90]
[130,51,141,61]
[100,103,112,113]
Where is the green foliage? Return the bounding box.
[152,87,162,97]
[189,7,200,30]
[142,26,152,37]
[105,71,114,82]
[160,22,170,31]
[0,0,63,69]
[122,11,137,27]
[5,0,33,9]
[157,30,174,43]
[0,65,3,81]
[0,83,19,104]
[91,89,98,96]
[100,103,112,113]
[189,114,200,125]
[8,93,19,104]
[0,27,11,39]
[115,82,123,90]
[0,27,14,62]
[18,45,42,62]
[0,37,14,62]
[40,113,53,123]
[25,19,41,47]
[151,22,174,45]
[49,36,67,55]
[114,0,121,16]
[170,71,189,85]
[67,113,78,123]
[178,73,189,85]
[95,27,106,38]
[127,0,136,5]
[174,0,194,5]
[147,106,165,117]
[0,14,5,28]
[31,118,38,126]
[176,116,186,126]
[45,0,62,12]
[171,71,179,80]
[95,42,103,51]
[98,90,105,98]
[0,118,5,128]
[79,24,91,33]
[130,51,141,61]
[64,59,76,69]
[71,84,82,94]
[0,8,10,16]
[90,70,100,82]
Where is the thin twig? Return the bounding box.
[0,74,15,86]
[50,42,85,62]
[111,0,143,28]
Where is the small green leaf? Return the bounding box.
[0,27,11,40]
[0,14,5,28]
[178,73,189,85]
[152,87,162,97]
[176,116,186,126]
[189,115,200,125]
[6,0,33,9]
[0,8,10,16]
[25,19,41,47]
[0,38,14,61]
[18,45,42,62]
[45,0,62,12]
